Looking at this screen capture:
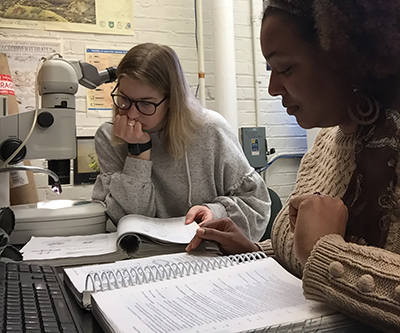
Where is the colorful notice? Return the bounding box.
[0,0,133,35]
[85,48,127,117]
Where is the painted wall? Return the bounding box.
[1,0,307,204]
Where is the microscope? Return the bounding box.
[0,54,117,244]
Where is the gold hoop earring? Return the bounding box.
[348,89,380,125]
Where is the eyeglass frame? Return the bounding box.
[111,83,169,116]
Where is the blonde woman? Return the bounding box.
[92,43,271,241]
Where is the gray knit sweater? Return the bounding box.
[257,126,400,332]
[92,109,271,242]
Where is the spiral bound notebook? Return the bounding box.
[64,251,257,309]
[63,251,372,332]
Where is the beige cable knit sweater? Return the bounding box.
[257,126,400,332]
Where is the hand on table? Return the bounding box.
[185,217,259,255]
[289,193,348,265]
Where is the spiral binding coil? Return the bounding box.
[84,252,267,293]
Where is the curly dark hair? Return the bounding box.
[264,0,400,105]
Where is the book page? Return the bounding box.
[21,233,118,261]
[116,215,199,244]
[91,258,334,332]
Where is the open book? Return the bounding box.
[63,251,368,332]
[21,214,199,266]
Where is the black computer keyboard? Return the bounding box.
[0,261,81,333]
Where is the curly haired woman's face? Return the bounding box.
[261,15,357,133]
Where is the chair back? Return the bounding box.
[260,188,283,241]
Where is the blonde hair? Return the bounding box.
[112,43,204,160]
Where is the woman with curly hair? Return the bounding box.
[186,0,400,330]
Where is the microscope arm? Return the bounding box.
[0,55,117,164]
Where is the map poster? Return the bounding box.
[0,40,61,114]
[85,48,127,117]
[0,0,133,35]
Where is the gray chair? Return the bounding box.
[260,188,283,242]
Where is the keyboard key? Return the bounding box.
[19,272,34,287]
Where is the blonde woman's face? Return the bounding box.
[116,76,169,132]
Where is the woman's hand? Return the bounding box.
[185,205,214,225]
[289,194,348,265]
[185,217,259,255]
[113,115,150,144]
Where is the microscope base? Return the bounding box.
[10,200,106,245]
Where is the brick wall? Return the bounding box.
[2,0,307,204]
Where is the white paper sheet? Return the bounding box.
[21,233,118,260]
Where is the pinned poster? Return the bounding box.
[85,47,127,118]
[0,1,134,35]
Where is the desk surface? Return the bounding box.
[57,268,104,333]
[13,245,380,333]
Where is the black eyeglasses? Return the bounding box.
[111,84,169,116]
